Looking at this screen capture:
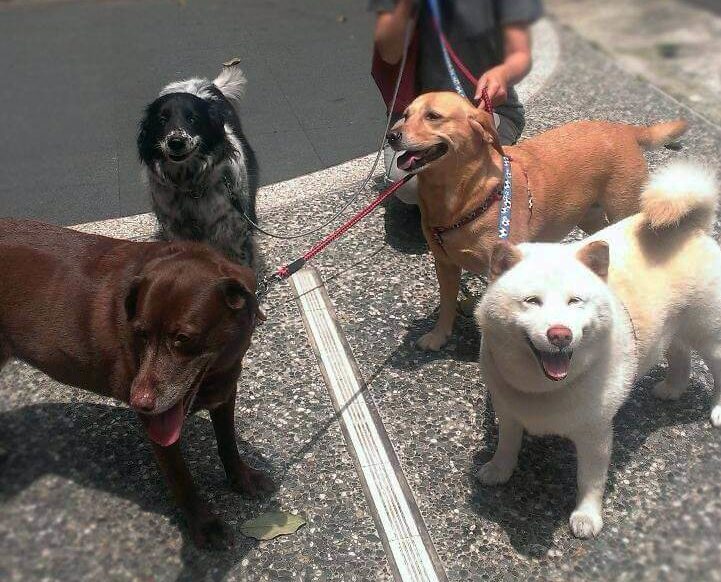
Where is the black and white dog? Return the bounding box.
[138,62,258,268]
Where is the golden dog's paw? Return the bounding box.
[416,330,449,351]
[475,461,514,485]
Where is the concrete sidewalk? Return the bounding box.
[2,14,721,582]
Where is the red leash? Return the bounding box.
[257,25,493,298]
[257,174,414,293]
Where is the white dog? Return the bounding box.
[474,160,721,539]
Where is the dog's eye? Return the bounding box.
[186,114,196,124]
[173,333,191,348]
[523,296,542,306]
[159,115,169,125]
[135,329,149,343]
[425,111,442,121]
[568,297,583,305]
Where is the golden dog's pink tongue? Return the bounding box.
[144,401,184,447]
[397,152,420,171]
[541,352,571,381]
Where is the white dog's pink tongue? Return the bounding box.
[143,402,185,447]
[541,353,571,381]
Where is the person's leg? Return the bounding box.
[496,113,522,146]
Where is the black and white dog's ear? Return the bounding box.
[137,104,156,163]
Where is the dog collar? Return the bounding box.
[430,155,512,248]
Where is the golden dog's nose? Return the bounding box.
[386,130,401,146]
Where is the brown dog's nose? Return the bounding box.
[386,131,401,146]
[547,325,573,348]
[130,385,156,412]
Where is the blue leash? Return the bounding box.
[426,0,467,98]
[497,156,513,239]
[427,0,513,240]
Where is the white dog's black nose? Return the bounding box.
[547,325,572,348]
[168,137,187,152]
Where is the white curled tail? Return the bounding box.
[641,160,718,232]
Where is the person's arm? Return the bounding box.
[374,0,417,65]
[474,23,532,105]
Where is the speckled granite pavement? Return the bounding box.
[2,24,721,582]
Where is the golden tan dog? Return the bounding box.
[386,91,687,350]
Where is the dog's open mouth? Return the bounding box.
[138,364,207,448]
[396,143,449,172]
[526,337,572,382]
[166,147,197,163]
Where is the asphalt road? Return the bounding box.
[0,0,383,225]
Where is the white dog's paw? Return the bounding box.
[652,380,685,401]
[476,461,514,485]
[569,509,603,539]
[416,330,449,351]
[710,405,721,428]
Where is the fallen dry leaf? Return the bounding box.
[240,512,306,541]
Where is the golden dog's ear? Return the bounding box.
[469,112,504,157]
[489,241,522,281]
[576,241,609,281]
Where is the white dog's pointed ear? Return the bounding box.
[576,241,609,280]
[489,241,522,281]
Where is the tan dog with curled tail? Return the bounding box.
[386,91,688,351]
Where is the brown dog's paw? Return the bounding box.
[231,466,277,498]
[190,515,235,550]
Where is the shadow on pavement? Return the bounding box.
[366,174,427,256]
[0,402,280,582]
[382,196,428,256]
[468,368,709,557]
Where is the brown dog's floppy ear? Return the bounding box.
[489,241,522,282]
[576,241,610,281]
[469,111,504,157]
[125,276,144,321]
[217,277,266,322]
[218,277,248,310]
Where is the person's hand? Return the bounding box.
[475,65,510,106]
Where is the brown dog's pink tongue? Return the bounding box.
[541,352,571,381]
[143,401,185,447]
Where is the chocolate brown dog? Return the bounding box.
[0,219,274,548]
[387,91,688,351]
